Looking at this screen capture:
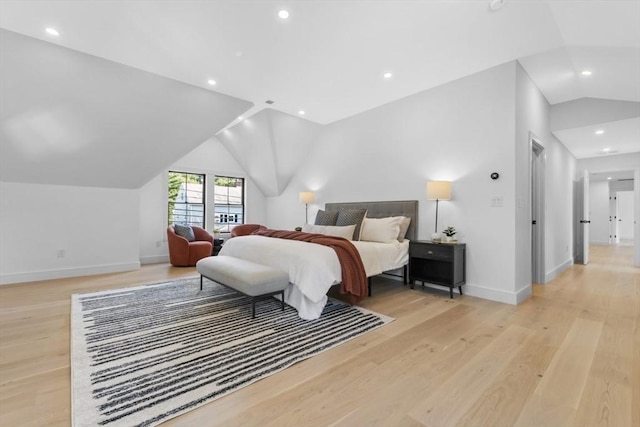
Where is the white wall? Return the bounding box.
[266,61,522,304]
[515,63,577,287]
[589,181,611,244]
[0,182,140,284]
[139,137,267,264]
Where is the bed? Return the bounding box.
[219,200,418,319]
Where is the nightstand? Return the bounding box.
[409,240,466,298]
[212,239,224,256]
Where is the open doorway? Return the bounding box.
[531,135,545,284]
[586,170,637,266]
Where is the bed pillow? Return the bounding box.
[302,224,356,240]
[396,216,412,241]
[335,209,367,240]
[314,209,339,226]
[360,216,403,243]
[173,224,195,242]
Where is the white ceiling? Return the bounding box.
[553,117,640,159]
[1,0,639,159]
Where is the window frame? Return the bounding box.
[167,171,206,228]
[214,175,245,233]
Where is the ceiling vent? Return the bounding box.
[489,0,505,11]
[265,100,275,104]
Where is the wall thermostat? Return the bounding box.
[491,172,500,180]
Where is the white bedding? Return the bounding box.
[218,235,409,320]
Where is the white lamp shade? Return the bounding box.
[299,191,315,204]
[426,181,452,200]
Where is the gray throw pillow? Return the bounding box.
[335,209,367,240]
[173,224,195,242]
[397,216,412,241]
[315,209,339,226]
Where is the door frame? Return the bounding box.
[530,134,545,284]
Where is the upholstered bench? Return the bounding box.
[196,256,289,318]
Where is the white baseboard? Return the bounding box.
[545,257,573,283]
[140,255,169,265]
[458,283,525,305]
[0,262,141,285]
[414,282,524,305]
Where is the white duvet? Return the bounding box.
[219,235,409,320]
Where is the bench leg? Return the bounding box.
[200,275,203,291]
[368,277,372,297]
[281,291,285,312]
[252,298,256,318]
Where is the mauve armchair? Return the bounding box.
[167,226,214,267]
[230,224,267,238]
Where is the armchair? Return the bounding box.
[167,225,214,267]
[230,224,267,238]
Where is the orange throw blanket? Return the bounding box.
[252,229,368,305]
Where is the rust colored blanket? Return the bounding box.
[252,229,367,305]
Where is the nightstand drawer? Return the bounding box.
[410,243,452,260]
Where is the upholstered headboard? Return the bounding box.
[325,200,418,241]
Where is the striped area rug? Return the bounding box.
[71,277,392,427]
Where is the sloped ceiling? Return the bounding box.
[217,109,322,197]
[549,98,640,159]
[0,29,252,188]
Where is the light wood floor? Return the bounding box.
[1,244,638,426]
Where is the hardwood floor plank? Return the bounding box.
[408,324,532,426]
[0,244,637,426]
[513,317,603,426]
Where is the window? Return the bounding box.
[214,176,245,232]
[168,171,205,227]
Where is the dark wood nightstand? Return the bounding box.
[212,239,224,256]
[409,241,466,298]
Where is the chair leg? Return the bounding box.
[368,277,372,297]
[252,298,256,318]
[200,275,203,291]
[281,291,285,311]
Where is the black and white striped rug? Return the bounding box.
[71,277,392,427]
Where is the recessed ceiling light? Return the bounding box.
[581,70,592,76]
[237,116,243,121]
[45,27,59,36]
[278,10,289,19]
[383,72,393,79]
[595,130,604,135]
[207,79,216,86]
[298,110,305,115]
[607,177,612,180]
[603,147,611,152]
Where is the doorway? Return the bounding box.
[531,136,545,284]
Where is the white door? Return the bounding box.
[617,191,635,240]
[576,170,590,264]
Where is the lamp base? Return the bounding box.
[431,232,442,241]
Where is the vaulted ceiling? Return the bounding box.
[1,1,638,190]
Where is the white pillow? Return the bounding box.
[360,216,403,243]
[301,224,356,240]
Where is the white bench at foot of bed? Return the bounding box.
[196,255,289,318]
